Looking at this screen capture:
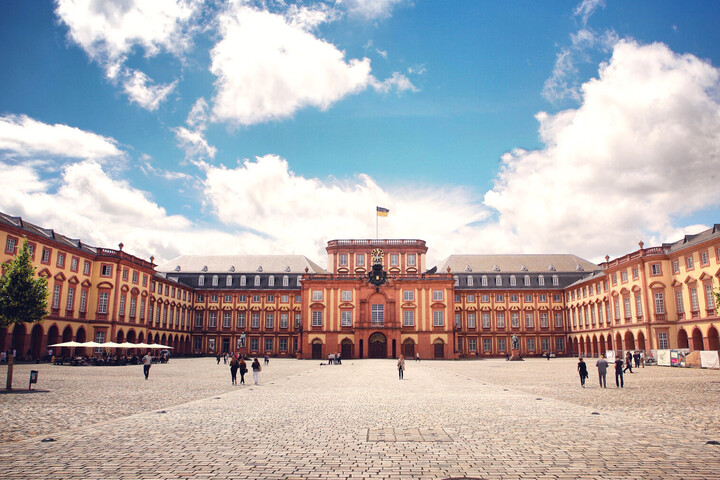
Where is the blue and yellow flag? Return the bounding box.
[376,206,389,217]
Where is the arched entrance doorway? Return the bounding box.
[708,326,719,351]
[311,339,323,360]
[591,335,598,357]
[30,324,44,361]
[637,331,646,351]
[341,338,353,360]
[677,329,689,349]
[368,332,387,358]
[47,325,59,354]
[607,335,613,351]
[75,327,87,356]
[615,333,623,351]
[624,331,635,350]
[403,338,415,358]
[12,323,26,358]
[691,328,703,351]
[433,338,445,359]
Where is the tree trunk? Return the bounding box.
[5,353,14,390]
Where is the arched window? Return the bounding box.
[481,275,488,286]
[212,275,218,286]
[226,275,232,286]
[269,276,275,287]
[495,275,502,286]
[510,275,516,286]
[283,275,289,286]
[240,275,246,286]
[467,276,473,286]
[254,276,261,286]
[198,275,205,286]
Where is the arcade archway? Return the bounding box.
[368,332,387,358]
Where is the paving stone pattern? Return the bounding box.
[1,357,719,479]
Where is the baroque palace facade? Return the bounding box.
[1,211,719,360]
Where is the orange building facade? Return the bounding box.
[2,211,719,361]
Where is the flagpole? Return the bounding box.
[376,211,378,240]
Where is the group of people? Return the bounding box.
[227,354,262,385]
[327,353,342,364]
[577,351,642,389]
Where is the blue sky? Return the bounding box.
[1,0,719,267]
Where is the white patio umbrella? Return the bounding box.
[48,341,83,347]
[99,342,122,348]
[133,343,153,349]
[81,341,104,348]
[148,343,173,349]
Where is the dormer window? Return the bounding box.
[174,265,181,272]
[240,275,246,286]
[548,265,556,271]
[254,276,261,286]
[202,266,208,272]
[467,276,474,287]
[493,265,500,272]
[212,275,218,286]
[283,275,289,286]
[226,275,232,286]
[576,264,584,271]
[495,275,502,286]
[296,275,302,286]
[256,266,263,272]
[524,275,530,286]
[229,266,235,272]
[269,276,275,287]
[198,275,205,286]
[520,265,528,271]
[454,275,459,286]
[481,275,488,286]
[284,266,291,272]
[465,265,472,272]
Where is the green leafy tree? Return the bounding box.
[0,238,48,389]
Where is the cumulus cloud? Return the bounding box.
[55,0,201,109]
[483,40,720,260]
[574,0,605,26]
[174,98,216,160]
[339,0,407,20]
[371,72,417,93]
[0,114,122,163]
[200,155,489,262]
[210,6,373,125]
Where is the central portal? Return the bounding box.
[368,332,387,358]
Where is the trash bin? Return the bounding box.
[29,370,38,390]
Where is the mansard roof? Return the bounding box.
[0,212,97,255]
[439,254,598,274]
[157,255,327,275]
[664,224,720,253]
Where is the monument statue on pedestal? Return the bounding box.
[512,334,519,350]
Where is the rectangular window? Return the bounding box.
[341,290,352,302]
[341,311,352,327]
[651,264,661,275]
[690,287,699,311]
[621,271,628,282]
[467,294,475,303]
[541,338,550,353]
[556,337,565,351]
[676,290,685,314]
[238,295,247,302]
[4,236,16,254]
[632,267,638,279]
[52,285,62,309]
[252,295,260,303]
[266,295,275,302]
[251,313,260,328]
[672,260,680,274]
[483,338,492,352]
[131,271,139,283]
[496,294,504,302]
[295,313,301,327]
[612,273,617,286]
[614,298,620,320]
[552,275,559,286]
[101,265,112,277]
[525,313,534,328]
[121,268,128,281]
[495,276,502,286]
[468,313,476,328]
[510,294,519,303]
[554,312,562,328]
[407,254,416,266]
[237,312,246,328]
[356,254,365,266]
[701,251,709,266]
[511,313,519,328]
[281,294,289,303]
[624,297,631,318]
[156,305,162,326]
[455,313,461,327]
[540,312,548,328]
[41,248,51,263]
[312,311,323,327]
[538,276,545,286]
[590,306,596,325]
[403,310,414,326]
[223,312,231,328]
[279,338,288,352]
[94,331,105,354]
[468,338,477,352]
[280,313,289,328]
[142,275,147,287]
[687,256,694,269]
[432,290,443,301]
[390,254,399,266]
[524,294,532,302]
[658,332,669,349]
[208,312,217,327]
[210,294,218,303]
[224,295,232,303]
[403,290,414,302]
[706,284,715,310]
[371,304,384,324]
[250,338,258,351]
[83,260,91,275]
[98,292,109,314]
[265,313,274,329]
[70,257,79,272]
[538,294,547,302]
[195,312,203,327]
[433,310,444,326]
[118,294,126,317]
[481,294,489,303]
[312,290,323,301]
[455,294,461,303]
[527,338,535,352]
[654,292,665,314]
[56,252,65,268]
[635,294,643,317]
[482,276,488,286]
[496,312,505,328]
[482,313,490,328]
[498,338,506,351]
[264,338,273,352]
[66,287,75,311]
[139,298,145,320]
[296,295,301,303]
[339,253,348,266]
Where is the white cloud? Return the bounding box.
[371,72,417,93]
[201,155,489,263]
[174,126,217,160]
[483,40,720,261]
[210,6,373,125]
[574,0,605,26]
[55,0,200,109]
[339,0,406,20]
[0,114,122,163]
[122,69,177,111]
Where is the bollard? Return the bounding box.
[29,370,38,390]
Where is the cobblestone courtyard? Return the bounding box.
[1,357,719,479]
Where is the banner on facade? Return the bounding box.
[700,350,720,369]
[656,349,671,366]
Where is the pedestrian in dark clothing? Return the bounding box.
[577,357,588,388]
[623,351,633,373]
[596,354,608,388]
[216,353,221,364]
[230,356,238,385]
[633,352,641,368]
[614,357,625,388]
[238,358,247,385]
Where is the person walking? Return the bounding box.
[415,352,420,362]
[633,351,641,368]
[238,357,248,385]
[577,357,588,388]
[614,355,625,388]
[230,355,239,385]
[252,357,261,385]
[596,354,608,388]
[216,353,221,365]
[142,351,153,380]
[623,351,633,373]
[397,355,405,380]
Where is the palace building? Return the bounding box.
[1,211,719,360]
